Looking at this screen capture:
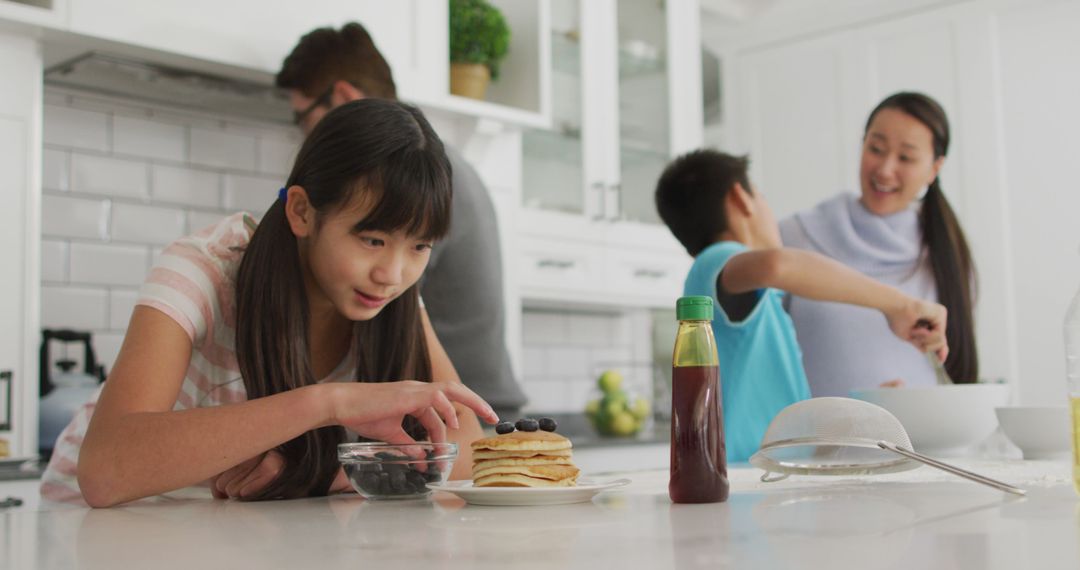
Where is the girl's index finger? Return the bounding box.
[443,382,500,425]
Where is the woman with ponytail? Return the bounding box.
[41,99,499,507]
[779,91,977,396]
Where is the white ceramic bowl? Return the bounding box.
[849,384,1010,456]
[995,406,1073,460]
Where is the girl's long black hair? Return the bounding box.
[866,92,977,383]
[234,99,452,499]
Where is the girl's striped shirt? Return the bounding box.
[40,213,356,503]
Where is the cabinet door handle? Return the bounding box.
[538,258,576,270]
[591,182,606,221]
[633,268,666,279]
[606,182,622,223]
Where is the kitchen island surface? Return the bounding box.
[1,460,1077,569]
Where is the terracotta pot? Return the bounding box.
[450,62,491,100]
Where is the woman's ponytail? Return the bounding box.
[920,180,978,382]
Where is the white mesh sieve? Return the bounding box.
[749,397,921,478]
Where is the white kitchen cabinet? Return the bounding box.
[517,0,699,308]
[0,30,42,457]
[66,0,444,97]
[0,0,66,28]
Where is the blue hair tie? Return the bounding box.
[278,187,287,202]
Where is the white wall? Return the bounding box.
[704,0,1080,404]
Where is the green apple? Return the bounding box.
[585,398,601,417]
[597,370,624,393]
[609,412,638,436]
[630,398,651,421]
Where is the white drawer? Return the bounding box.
[604,249,689,307]
[518,237,605,299]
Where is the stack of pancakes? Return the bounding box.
[471,430,579,487]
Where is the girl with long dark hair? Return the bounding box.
[41,99,499,507]
[780,91,977,396]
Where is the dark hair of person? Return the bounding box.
[866,92,978,382]
[655,149,752,257]
[234,99,452,499]
[276,22,397,100]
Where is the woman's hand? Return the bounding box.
[885,298,949,362]
[211,450,286,499]
[324,381,499,447]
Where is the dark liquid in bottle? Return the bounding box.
[669,365,728,503]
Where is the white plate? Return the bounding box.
[428,478,631,506]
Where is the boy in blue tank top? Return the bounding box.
[655,150,950,462]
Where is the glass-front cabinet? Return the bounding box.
[522,0,700,225]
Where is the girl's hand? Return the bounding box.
[885,298,949,361]
[211,450,286,499]
[325,381,499,447]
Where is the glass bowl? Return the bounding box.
[337,442,457,500]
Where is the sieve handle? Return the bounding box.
[877,441,1027,496]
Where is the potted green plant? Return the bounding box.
[449,0,511,100]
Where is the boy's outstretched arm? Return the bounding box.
[721,248,949,360]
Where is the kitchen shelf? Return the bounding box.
[415,93,551,130]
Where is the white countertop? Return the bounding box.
[1,459,1077,570]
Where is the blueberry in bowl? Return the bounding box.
[337,442,457,500]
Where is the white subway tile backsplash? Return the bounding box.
[111,203,186,245]
[109,289,140,330]
[589,347,635,369]
[41,240,68,282]
[190,127,257,171]
[41,286,109,330]
[223,173,279,216]
[113,115,186,162]
[522,311,567,344]
[522,380,571,413]
[565,380,595,412]
[70,94,147,119]
[522,348,547,378]
[257,137,299,176]
[187,211,227,234]
[567,314,614,347]
[42,194,110,240]
[92,332,126,372]
[42,149,69,191]
[152,164,220,208]
[69,243,150,286]
[546,347,590,379]
[43,105,109,152]
[71,154,149,199]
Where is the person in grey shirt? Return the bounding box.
[276,22,527,417]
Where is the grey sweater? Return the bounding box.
[422,146,527,413]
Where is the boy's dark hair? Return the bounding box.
[655,149,752,257]
[276,22,397,100]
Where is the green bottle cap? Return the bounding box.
[676,296,713,321]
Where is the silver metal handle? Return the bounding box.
[633,268,666,279]
[606,182,621,222]
[537,259,575,270]
[591,182,606,221]
[877,441,1026,496]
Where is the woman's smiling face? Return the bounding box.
[859,107,945,216]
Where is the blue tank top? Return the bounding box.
[683,241,811,462]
